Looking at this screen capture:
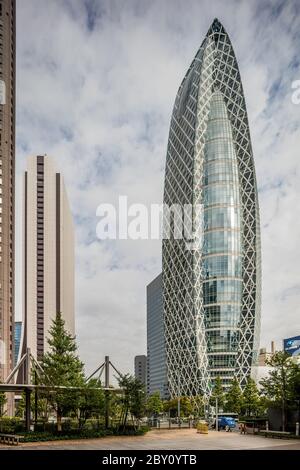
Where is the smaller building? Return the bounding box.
[257,341,275,366]
[252,341,275,387]
[14,322,22,366]
[134,355,147,388]
[251,365,272,387]
[147,273,168,399]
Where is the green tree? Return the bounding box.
[78,379,104,430]
[14,391,50,423]
[15,393,25,418]
[190,395,205,418]
[224,377,243,414]
[108,393,123,427]
[118,375,146,429]
[39,312,85,431]
[260,351,294,432]
[290,363,300,403]
[290,364,300,423]
[242,377,261,417]
[180,397,192,417]
[210,376,225,410]
[0,385,6,417]
[146,392,163,417]
[163,396,192,417]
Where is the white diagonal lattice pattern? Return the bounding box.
[162,19,261,397]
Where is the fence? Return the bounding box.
[148,418,194,429]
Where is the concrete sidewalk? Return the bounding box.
[1,429,300,450]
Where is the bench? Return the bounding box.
[260,430,292,439]
[0,433,22,446]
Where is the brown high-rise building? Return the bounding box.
[0,0,15,384]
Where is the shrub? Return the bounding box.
[18,425,149,442]
[0,417,24,433]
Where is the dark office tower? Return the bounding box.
[0,0,15,388]
[147,274,168,399]
[163,19,261,397]
[134,355,147,388]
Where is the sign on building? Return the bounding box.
[284,336,300,357]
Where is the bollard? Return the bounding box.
[296,422,299,437]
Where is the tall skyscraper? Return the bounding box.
[134,355,147,388]
[163,18,261,397]
[22,155,75,360]
[14,320,21,365]
[0,0,15,384]
[147,274,168,399]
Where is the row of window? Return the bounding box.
[203,279,242,304]
[207,97,229,120]
[170,121,194,158]
[203,206,241,231]
[205,304,241,328]
[36,163,44,359]
[205,118,232,141]
[175,66,195,119]
[204,139,236,162]
[203,184,240,206]
[204,158,238,183]
[203,229,241,255]
[208,354,237,369]
[206,329,239,353]
[204,157,238,175]
[202,254,242,278]
[204,171,238,186]
[209,370,235,378]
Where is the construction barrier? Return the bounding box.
[197,421,208,434]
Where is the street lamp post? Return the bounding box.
[177,368,180,426]
[215,396,218,432]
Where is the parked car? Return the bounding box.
[213,416,236,431]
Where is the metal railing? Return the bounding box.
[148,418,194,429]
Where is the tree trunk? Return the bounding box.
[123,408,128,429]
[57,407,62,432]
[131,414,136,430]
[79,414,86,430]
[282,400,285,432]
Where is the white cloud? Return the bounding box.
[15,0,300,374]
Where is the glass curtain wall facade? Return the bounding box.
[163,18,261,396]
[147,273,169,399]
[14,321,21,365]
[203,92,242,386]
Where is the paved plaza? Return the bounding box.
[1,429,300,450]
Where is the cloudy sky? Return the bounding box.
[15,0,300,376]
